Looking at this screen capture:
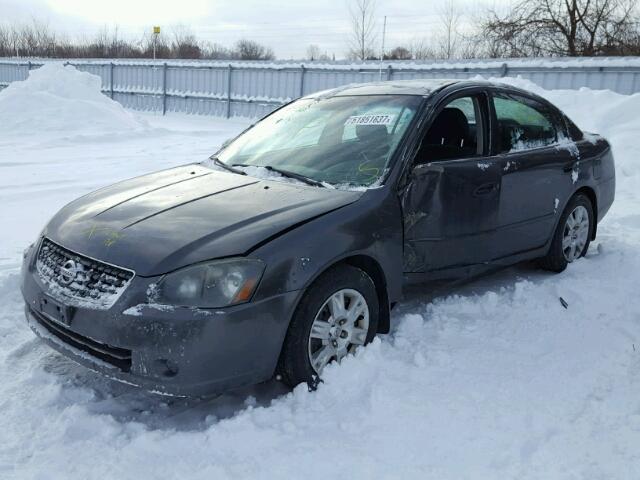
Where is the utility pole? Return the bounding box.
[379,15,387,81]
[153,26,161,60]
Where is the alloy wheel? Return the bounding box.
[307,288,370,374]
[562,205,590,262]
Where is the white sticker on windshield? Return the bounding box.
[344,114,396,126]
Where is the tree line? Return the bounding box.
[0,22,275,60]
[345,0,640,60]
[2,0,640,61]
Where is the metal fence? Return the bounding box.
[1,57,640,119]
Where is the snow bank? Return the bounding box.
[0,63,147,137]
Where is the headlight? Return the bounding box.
[156,258,265,308]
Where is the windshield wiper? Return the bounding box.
[210,156,246,176]
[232,164,326,188]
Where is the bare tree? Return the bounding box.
[306,44,331,61]
[0,26,9,57]
[0,19,57,57]
[306,44,321,60]
[140,29,171,59]
[0,21,282,60]
[409,37,437,60]
[437,0,462,59]
[482,0,640,57]
[170,25,201,59]
[348,0,378,60]
[201,42,231,60]
[385,46,413,59]
[233,39,275,60]
[404,2,465,61]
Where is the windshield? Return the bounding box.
[216,95,422,188]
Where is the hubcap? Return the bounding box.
[308,288,370,374]
[562,205,590,262]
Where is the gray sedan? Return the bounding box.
[21,79,615,396]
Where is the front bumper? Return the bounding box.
[21,250,300,397]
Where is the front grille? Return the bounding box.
[36,238,134,309]
[31,308,132,372]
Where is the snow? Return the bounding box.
[0,63,148,138]
[555,135,581,158]
[227,164,309,186]
[207,152,371,191]
[123,304,176,316]
[223,164,368,190]
[1,71,640,478]
[572,167,580,184]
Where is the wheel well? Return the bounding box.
[575,186,598,240]
[341,255,391,334]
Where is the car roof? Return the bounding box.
[305,79,524,98]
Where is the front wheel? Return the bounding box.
[539,193,594,273]
[277,264,379,388]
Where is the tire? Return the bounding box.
[277,264,379,388]
[539,193,594,273]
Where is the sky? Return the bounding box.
[0,0,498,59]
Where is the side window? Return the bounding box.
[493,94,558,153]
[415,95,484,164]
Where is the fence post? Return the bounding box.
[162,62,168,115]
[500,62,508,77]
[27,61,32,71]
[109,62,114,99]
[299,64,306,97]
[226,64,232,118]
[387,64,393,81]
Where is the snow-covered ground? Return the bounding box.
[1,65,639,479]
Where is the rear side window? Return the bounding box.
[493,94,558,153]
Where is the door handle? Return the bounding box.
[473,182,498,197]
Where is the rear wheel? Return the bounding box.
[278,264,379,388]
[539,193,593,273]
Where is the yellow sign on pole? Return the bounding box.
[152,26,161,60]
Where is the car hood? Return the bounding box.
[44,164,362,276]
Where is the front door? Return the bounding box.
[402,91,501,274]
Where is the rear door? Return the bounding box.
[489,90,577,259]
